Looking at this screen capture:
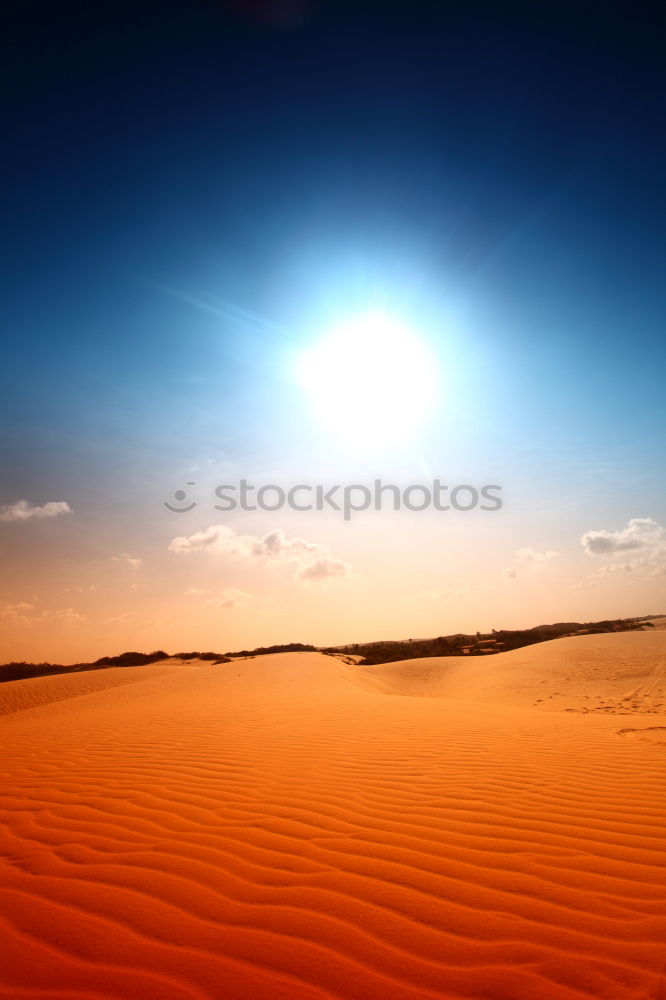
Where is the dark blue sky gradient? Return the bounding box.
[2,1,665,501]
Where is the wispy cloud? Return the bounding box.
[216,588,257,608]
[0,601,35,625]
[35,607,87,626]
[0,500,71,523]
[503,547,560,579]
[170,525,353,584]
[185,586,258,608]
[402,583,494,602]
[112,553,143,569]
[105,613,131,625]
[0,602,87,627]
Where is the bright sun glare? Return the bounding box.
[296,311,439,447]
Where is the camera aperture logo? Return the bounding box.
[164,480,503,521]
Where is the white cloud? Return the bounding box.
[503,547,560,578]
[577,517,666,587]
[581,517,662,555]
[112,553,143,570]
[0,500,71,523]
[170,525,353,584]
[298,557,351,582]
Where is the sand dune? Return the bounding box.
[352,630,666,715]
[641,617,666,630]
[0,661,193,718]
[1,634,665,999]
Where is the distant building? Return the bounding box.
[461,638,504,655]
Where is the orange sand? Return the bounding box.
[1,632,665,999]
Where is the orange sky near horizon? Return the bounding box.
[1,497,664,664]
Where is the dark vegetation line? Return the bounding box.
[326,616,657,665]
[0,644,314,683]
[0,619,659,684]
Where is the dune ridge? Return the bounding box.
[1,633,665,999]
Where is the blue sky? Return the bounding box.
[1,1,665,659]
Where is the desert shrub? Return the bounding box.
[94,650,168,667]
[175,651,227,661]
[224,642,317,657]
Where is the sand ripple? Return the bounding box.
[1,640,665,999]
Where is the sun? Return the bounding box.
[296,311,439,447]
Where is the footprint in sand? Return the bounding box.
[617,726,666,745]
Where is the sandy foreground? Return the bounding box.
[1,630,665,1000]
